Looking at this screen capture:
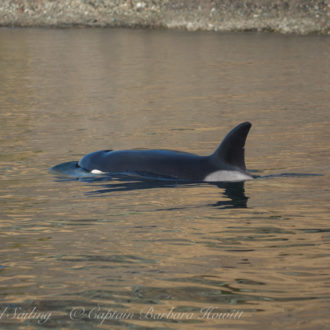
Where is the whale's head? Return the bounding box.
[78,150,112,173]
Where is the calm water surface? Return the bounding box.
[0,28,329,329]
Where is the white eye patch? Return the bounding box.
[91,169,106,175]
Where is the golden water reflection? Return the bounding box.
[0,28,329,328]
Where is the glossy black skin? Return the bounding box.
[78,122,253,182]
[78,149,221,182]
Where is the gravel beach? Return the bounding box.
[0,0,329,34]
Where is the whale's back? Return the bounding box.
[78,122,253,182]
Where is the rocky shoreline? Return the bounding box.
[0,0,329,34]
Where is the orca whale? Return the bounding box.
[76,122,253,182]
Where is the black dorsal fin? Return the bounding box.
[212,122,251,171]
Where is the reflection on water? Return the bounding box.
[51,160,248,209]
[0,28,330,328]
[86,180,249,209]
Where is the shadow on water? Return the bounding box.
[51,161,322,210]
[89,181,248,210]
[208,182,248,209]
[51,161,249,209]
